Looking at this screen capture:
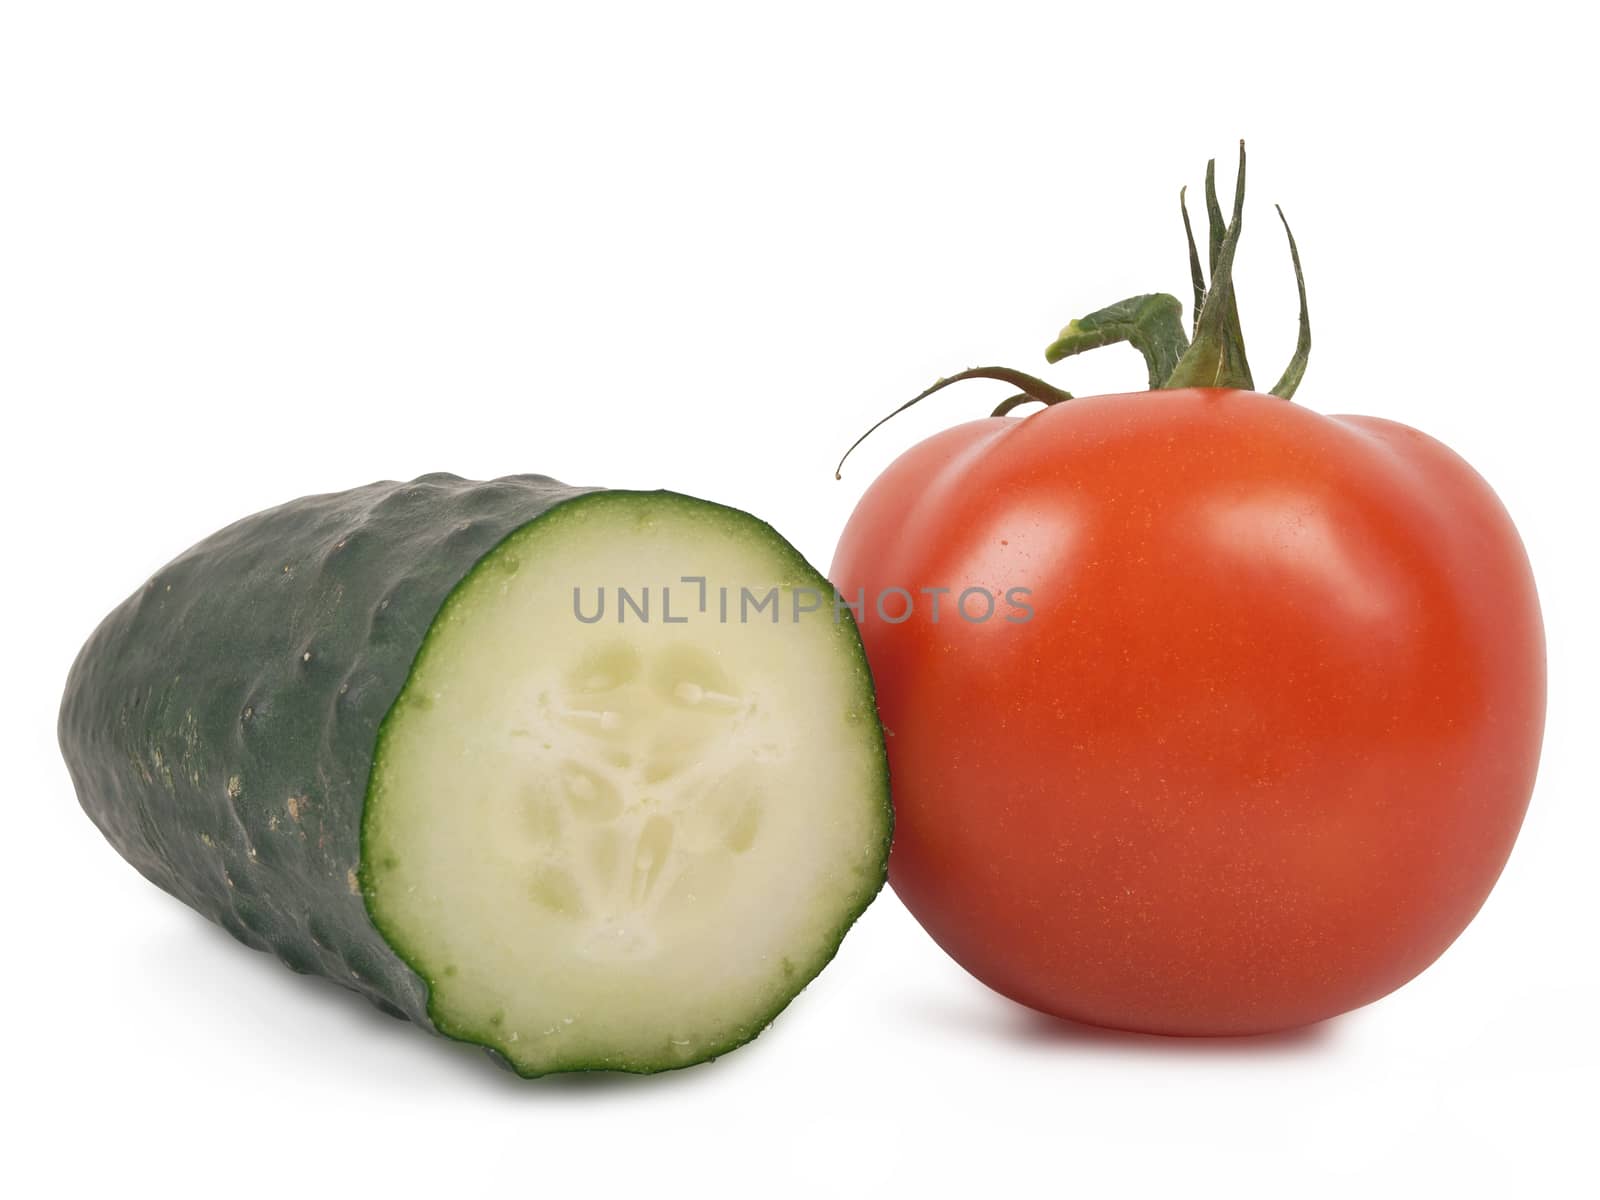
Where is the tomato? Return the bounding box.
[832,386,1544,1034]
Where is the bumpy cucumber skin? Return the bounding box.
[59,475,891,1077]
[59,475,592,1031]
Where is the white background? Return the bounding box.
[3,2,1595,1196]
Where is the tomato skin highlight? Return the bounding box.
[832,388,1545,1035]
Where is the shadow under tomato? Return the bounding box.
[1012,1008,1340,1056]
[911,990,1343,1059]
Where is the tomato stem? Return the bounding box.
[1181,186,1206,337]
[1166,143,1254,390]
[1268,204,1311,400]
[833,368,1073,479]
[834,141,1316,478]
[1044,294,1189,389]
[1204,156,1254,383]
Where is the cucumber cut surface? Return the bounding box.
[59,477,889,1077]
[365,492,888,1074]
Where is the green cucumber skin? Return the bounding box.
[59,473,592,1030]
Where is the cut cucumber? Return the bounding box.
[59,476,889,1076]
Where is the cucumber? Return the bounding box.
[59,474,890,1076]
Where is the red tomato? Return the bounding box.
[831,388,1544,1034]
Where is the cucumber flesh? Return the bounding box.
[362,491,887,1075]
